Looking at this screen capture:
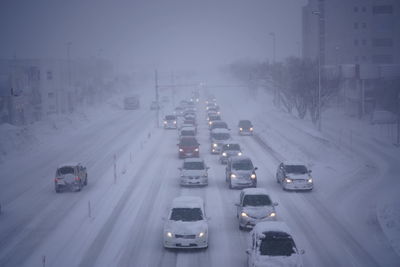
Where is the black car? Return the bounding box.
[238,120,253,135]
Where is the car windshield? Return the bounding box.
[181,130,194,136]
[223,144,240,151]
[57,166,75,175]
[259,232,296,256]
[180,138,198,146]
[183,161,205,170]
[212,122,228,129]
[165,115,176,120]
[243,195,271,206]
[212,133,230,140]
[170,208,203,221]
[239,120,252,127]
[210,116,221,121]
[233,160,253,170]
[285,165,308,174]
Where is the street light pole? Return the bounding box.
[269,32,278,107]
[312,11,322,131]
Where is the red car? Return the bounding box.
[178,137,200,158]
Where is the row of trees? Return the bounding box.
[228,57,342,126]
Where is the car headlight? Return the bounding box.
[250,173,256,179]
[241,212,248,217]
[284,178,293,183]
[179,148,184,152]
[173,121,177,124]
[237,152,242,156]
[222,152,227,157]
[307,178,313,183]
[269,212,276,217]
[166,232,173,238]
[213,143,217,148]
[209,121,212,125]
[198,232,205,238]
[163,121,167,124]
[239,128,243,131]
[230,173,236,179]
[250,127,253,131]
[194,148,199,152]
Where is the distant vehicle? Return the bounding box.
[238,120,254,135]
[54,163,88,193]
[163,196,209,249]
[370,110,397,125]
[179,158,209,186]
[210,128,231,154]
[161,96,169,103]
[123,95,140,110]
[178,137,200,158]
[207,106,220,115]
[246,221,304,267]
[174,107,185,116]
[209,120,229,132]
[219,143,242,164]
[235,188,278,230]
[163,115,177,129]
[208,114,222,128]
[150,101,161,110]
[206,102,219,111]
[225,156,257,189]
[179,126,196,138]
[276,162,313,191]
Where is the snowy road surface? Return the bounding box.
[0,88,399,267]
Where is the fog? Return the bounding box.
[0,0,305,72]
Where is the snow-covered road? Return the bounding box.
[0,87,399,267]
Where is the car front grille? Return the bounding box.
[175,234,196,239]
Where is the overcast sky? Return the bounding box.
[0,0,307,72]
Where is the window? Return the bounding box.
[372,38,393,47]
[46,71,53,80]
[372,54,393,64]
[373,5,393,14]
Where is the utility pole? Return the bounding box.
[171,72,176,107]
[396,92,400,147]
[66,42,73,113]
[155,70,159,128]
[269,32,278,107]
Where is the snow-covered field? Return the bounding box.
[0,84,399,267]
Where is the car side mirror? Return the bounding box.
[234,203,240,207]
[308,170,312,173]
[206,167,210,170]
[245,249,251,255]
[178,167,182,170]
[254,167,258,170]
[272,202,279,206]
[161,217,166,221]
[299,249,305,255]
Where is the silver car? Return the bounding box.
[276,162,313,191]
[225,156,257,189]
[210,128,231,154]
[219,143,242,164]
[179,158,209,186]
[54,163,88,193]
[235,188,278,230]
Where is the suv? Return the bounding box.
[276,162,313,191]
[179,158,209,186]
[235,188,278,230]
[178,137,200,158]
[163,115,177,129]
[163,196,209,249]
[219,143,242,164]
[209,120,229,132]
[225,156,257,189]
[210,128,231,154]
[238,120,254,135]
[246,221,304,267]
[54,163,88,193]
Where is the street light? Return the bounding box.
[312,11,322,131]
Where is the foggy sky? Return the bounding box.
[0,0,306,72]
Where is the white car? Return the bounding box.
[246,221,304,267]
[276,162,313,191]
[236,188,278,230]
[210,128,231,154]
[179,126,196,138]
[179,158,209,186]
[163,196,209,249]
[163,115,177,129]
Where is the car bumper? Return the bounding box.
[239,216,276,229]
[230,178,257,189]
[164,124,177,129]
[211,147,222,154]
[283,182,313,191]
[179,151,199,158]
[180,176,208,186]
[164,236,208,249]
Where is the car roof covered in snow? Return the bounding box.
[282,161,308,167]
[211,128,230,134]
[183,158,204,163]
[58,162,81,168]
[242,188,270,196]
[171,196,204,209]
[253,221,292,235]
[180,126,195,131]
[230,155,251,162]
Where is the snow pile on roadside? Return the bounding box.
[0,123,36,163]
[377,200,400,256]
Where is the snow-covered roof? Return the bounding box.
[180,126,195,131]
[171,196,204,209]
[58,162,81,168]
[283,161,308,166]
[253,221,292,235]
[211,128,230,134]
[184,158,204,163]
[230,155,251,162]
[242,188,270,196]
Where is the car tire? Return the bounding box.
[229,180,233,189]
[76,181,82,192]
[276,177,280,183]
[55,186,61,193]
[239,224,244,230]
[84,175,88,186]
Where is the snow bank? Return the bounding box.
[377,200,400,256]
[0,123,36,163]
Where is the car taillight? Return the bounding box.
[74,177,81,181]
[54,178,59,182]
